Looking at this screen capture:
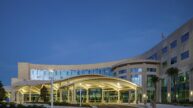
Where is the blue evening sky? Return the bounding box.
[0,0,193,85]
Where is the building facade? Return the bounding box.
[11,18,193,104]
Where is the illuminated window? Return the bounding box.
[131,74,142,86]
[130,68,142,73]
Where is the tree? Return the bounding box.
[40,86,49,102]
[151,75,159,108]
[0,81,6,101]
[166,67,179,103]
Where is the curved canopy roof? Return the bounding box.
[15,75,140,94]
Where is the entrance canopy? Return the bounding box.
[14,75,140,94]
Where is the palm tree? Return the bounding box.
[166,67,179,103]
[0,81,6,102]
[151,75,159,108]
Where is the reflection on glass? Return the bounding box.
[30,67,112,80]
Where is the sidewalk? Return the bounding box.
[141,103,193,108]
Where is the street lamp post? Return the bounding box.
[50,69,54,108]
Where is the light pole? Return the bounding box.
[49,69,54,108]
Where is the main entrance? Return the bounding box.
[13,75,141,104]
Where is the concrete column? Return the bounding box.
[128,90,131,104]
[158,80,162,103]
[29,86,32,102]
[67,89,70,103]
[101,89,104,103]
[59,89,63,102]
[86,89,89,103]
[71,89,73,103]
[21,94,24,104]
[134,89,138,104]
[16,91,19,104]
[189,70,193,102]
[72,84,77,104]
[167,77,171,103]
[117,90,120,103]
[142,70,147,103]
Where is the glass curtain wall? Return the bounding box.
[30,67,113,80]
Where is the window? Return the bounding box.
[118,70,127,74]
[148,53,158,60]
[181,51,189,60]
[119,76,127,79]
[131,74,142,86]
[30,67,113,81]
[162,47,168,54]
[113,72,117,76]
[162,61,167,68]
[181,32,189,43]
[170,40,177,49]
[171,56,177,64]
[130,68,142,73]
[147,68,156,72]
[147,75,156,87]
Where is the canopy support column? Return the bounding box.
[16,91,19,104]
[55,90,58,102]
[29,86,32,102]
[86,89,89,103]
[128,90,131,104]
[117,90,120,104]
[21,93,24,104]
[101,89,104,103]
[67,88,70,103]
[59,89,63,102]
[134,88,138,104]
[72,84,77,104]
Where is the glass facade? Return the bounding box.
[176,72,189,102]
[161,79,167,103]
[130,68,142,73]
[118,70,127,74]
[147,75,155,87]
[131,74,142,86]
[30,67,113,80]
[119,76,127,79]
[147,68,156,72]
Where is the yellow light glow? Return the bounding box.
[99,85,104,88]
[168,93,170,97]
[117,82,120,86]
[190,91,193,96]
[86,84,91,87]
[143,94,146,98]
